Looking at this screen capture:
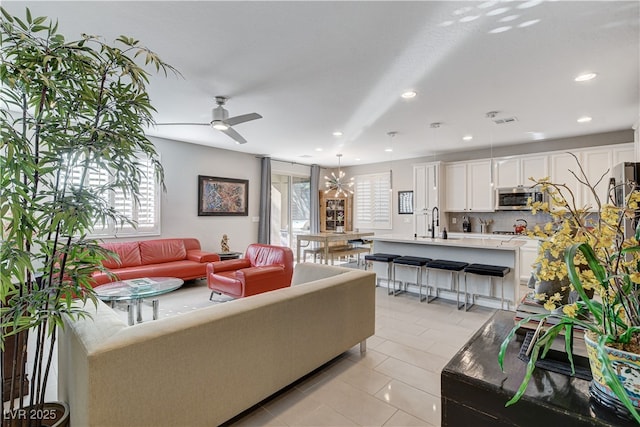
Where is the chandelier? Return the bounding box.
[324,154,354,197]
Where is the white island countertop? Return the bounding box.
[369,234,525,250]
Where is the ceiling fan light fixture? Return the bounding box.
[212,120,229,130]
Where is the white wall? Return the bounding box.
[151,137,262,253]
[343,158,417,237]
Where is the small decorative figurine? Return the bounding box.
[220,234,230,253]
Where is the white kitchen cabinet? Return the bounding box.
[581,148,613,209]
[413,162,442,236]
[467,160,493,211]
[495,157,519,188]
[521,155,548,186]
[613,145,635,168]
[495,155,548,188]
[549,151,582,206]
[444,163,467,211]
[444,160,493,211]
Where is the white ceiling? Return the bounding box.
[4,1,639,168]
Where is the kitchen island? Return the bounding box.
[369,234,524,310]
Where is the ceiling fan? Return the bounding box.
[156,96,262,144]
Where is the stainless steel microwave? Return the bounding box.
[495,186,546,210]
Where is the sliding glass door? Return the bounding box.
[271,174,310,251]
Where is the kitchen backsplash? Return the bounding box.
[447,211,554,234]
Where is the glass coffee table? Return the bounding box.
[95,277,184,325]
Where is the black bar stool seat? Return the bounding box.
[392,256,431,301]
[463,263,511,311]
[364,253,401,294]
[425,259,469,307]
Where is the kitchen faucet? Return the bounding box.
[431,206,439,239]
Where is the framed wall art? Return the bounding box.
[398,190,414,215]
[198,175,248,216]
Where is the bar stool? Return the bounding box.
[364,253,401,294]
[463,263,511,311]
[392,256,431,301]
[424,260,469,307]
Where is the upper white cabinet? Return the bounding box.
[467,160,494,211]
[613,145,635,168]
[495,155,548,188]
[548,143,633,210]
[443,142,633,212]
[413,162,443,236]
[581,148,613,209]
[444,163,467,211]
[522,156,549,186]
[495,157,519,188]
[444,160,493,212]
[549,151,582,205]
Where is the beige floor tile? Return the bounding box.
[294,404,359,426]
[374,340,450,374]
[384,409,433,426]
[375,327,437,353]
[306,378,397,426]
[261,387,325,426]
[345,347,389,370]
[376,380,441,426]
[374,357,441,397]
[330,358,392,395]
[364,334,387,350]
[375,313,429,336]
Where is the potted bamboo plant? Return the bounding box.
[499,154,640,424]
[0,7,177,425]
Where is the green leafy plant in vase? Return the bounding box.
[0,7,177,424]
[498,153,640,423]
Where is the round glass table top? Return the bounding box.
[95,277,184,301]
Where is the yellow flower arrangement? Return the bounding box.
[499,154,640,423]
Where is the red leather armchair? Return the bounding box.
[207,244,294,299]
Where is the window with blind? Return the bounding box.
[354,172,392,230]
[66,155,160,237]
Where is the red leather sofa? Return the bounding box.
[91,238,219,286]
[207,243,294,298]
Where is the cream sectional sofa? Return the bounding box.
[58,263,376,427]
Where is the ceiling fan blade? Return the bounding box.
[225,113,262,127]
[219,127,248,144]
[155,122,210,126]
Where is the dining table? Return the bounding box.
[296,231,375,264]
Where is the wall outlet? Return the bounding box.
[452,217,457,224]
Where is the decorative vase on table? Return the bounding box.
[497,153,640,424]
[585,333,640,420]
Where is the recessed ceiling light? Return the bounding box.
[354,158,361,161]
[315,147,323,152]
[574,72,597,82]
[518,19,540,28]
[577,116,592,123]
[463,135,473,141]
[385,148,393,152]
[401,91,417,99]
[489,26,511,34]
[332,131,343,137]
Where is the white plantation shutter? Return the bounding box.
[354,172,392,230]
[112,156,158,235]
[63,154,160,237]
